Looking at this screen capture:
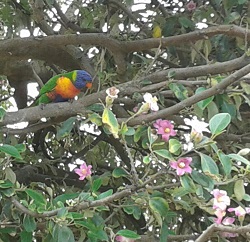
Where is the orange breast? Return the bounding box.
[55,77,80,99]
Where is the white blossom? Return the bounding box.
[143,93,159,111]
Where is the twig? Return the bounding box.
[106,0,144,28]
[123,140,139,184]
[11,187,133,218]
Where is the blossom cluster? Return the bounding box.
[211,189,250,238]
[152,118,192,176]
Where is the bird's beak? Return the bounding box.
[86,82,92,89]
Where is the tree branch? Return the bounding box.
[125,61,250,126]
[1,54,250,128]
[1,25,250,72]
[195,223,250,242]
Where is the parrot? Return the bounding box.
[33,70,93,105]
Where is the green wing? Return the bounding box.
[39,71,75,95]
[38,73,63,96]
[31,71,75,106]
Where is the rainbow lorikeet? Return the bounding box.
[33,70,93,105]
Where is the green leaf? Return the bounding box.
[0,107,6,122]
[112,168,128,178]
[0,180,13,189]
[169,83,188,101]
[228,154,250,166]
[116,229,141,239]
[134,125,147,143]
[69,212,84,220]
[180,175,196,192]
[15,143,26,153]
[20,231,32,242]
[238,0,248,4]
[125,127,135,136]
[88,113,102,126]
[140,79,152,85]
[45,0,55,6]
[191,170,214,190]
[225,12,240,24]
[149,197,169,217]
[88,230,109,241]
[221,102,236,118]
[4,167,16,183]
[97,189,113,200]
[143,155,150,164]
[207,101,219,120]
[243,194,250,201]
[132,206,141,220]
[168,139,181,155]
[78,192,91,201]
[53,193,79,204]
[1,187,14,197]
[209,113,231,136]
[147,126,157,145]
[172,187,192,198]
[25,189,47,206]
[154,149,173,160]
[74,220,96,231]
[56,117,76,140]
[102,108,119,138]
[218,151,232,176]
[87,103,104,112]
[168,70,176,78]
[234,179,245,202]
[178,16,194,29]
[120,123,128,136]
[92,178,102,192]
[56,225,75,242]
[195,184,204,198]
[0,144,22,159]
[200,153,219,175]
[23,215,36,232]
[196,87,214,110]
[160,219,169,242]
[204,39,212,60]
[57,207,68,218]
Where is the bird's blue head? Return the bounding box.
[74,70,93,89]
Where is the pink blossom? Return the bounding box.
[186,0,196,11]
[211,189,230,211]
[214,209,226,224]
[170,157,192,176]
[214,213,237,237]
[143,93,159,111]
[228,206,250,225]
[220,217,238,238]
[228,206,250,217]
[153,119,176,142]
[116,236,135,242]
[74,162,92,180]
[222,217,235,225]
